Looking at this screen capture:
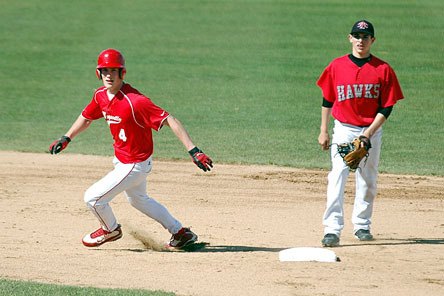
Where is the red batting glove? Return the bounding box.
[49,136,71,154]
[188,147,213,172]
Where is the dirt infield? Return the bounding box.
[1,151,443,296]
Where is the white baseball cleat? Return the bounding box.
[82,224,123,247]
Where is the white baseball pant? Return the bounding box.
[323,120,382,236]
[84,156,182,234]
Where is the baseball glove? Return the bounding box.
[337,136,372,170]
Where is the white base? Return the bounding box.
[279,247,339,262]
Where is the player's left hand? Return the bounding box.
[358,135,372,150]
[338,136,371,170]
[49,136,71,154]
[188,147,213,172]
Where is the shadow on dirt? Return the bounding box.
[102,242,288,253]
[340,238,444,247]
[182,243,286,253]
[95,238,444,253]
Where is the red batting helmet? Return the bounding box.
[96,48,126,79]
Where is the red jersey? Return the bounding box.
[317,54,404,126]
[82,83,169,163]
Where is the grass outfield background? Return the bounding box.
[1,0,443,176]
[0,0,443,293]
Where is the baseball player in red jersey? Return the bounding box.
[317,20,404,247]
[49,48,213,249]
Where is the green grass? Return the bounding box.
[1,0,443,294]
[0,279,174,296]
[1,0,443,176]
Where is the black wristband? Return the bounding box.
[62,136,71,143]
[188,146,201,156]
[377,106,393,119]
[322,97,333,108]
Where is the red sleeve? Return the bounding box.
[135,96,169,131]
[317,63,336,103]
[81,93,104,120]
[380,65,404,107]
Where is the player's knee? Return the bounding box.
[126,193,149,207]
[84,187,98,206]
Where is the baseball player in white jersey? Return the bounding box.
[49,48,213,249]
[317,20,404,247]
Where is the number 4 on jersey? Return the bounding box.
[119,129,127,142]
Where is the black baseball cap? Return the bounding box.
[350,20,375,37]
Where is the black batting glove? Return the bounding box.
[49,136,71,154]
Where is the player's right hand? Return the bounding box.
[188,147,213,172]
[49,136,71,154]
[318,132,330,151]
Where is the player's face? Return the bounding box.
[349,33,375,58]
[100,68,123,93]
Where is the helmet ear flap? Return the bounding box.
[96,69,101,80]
[121,68,126,79]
